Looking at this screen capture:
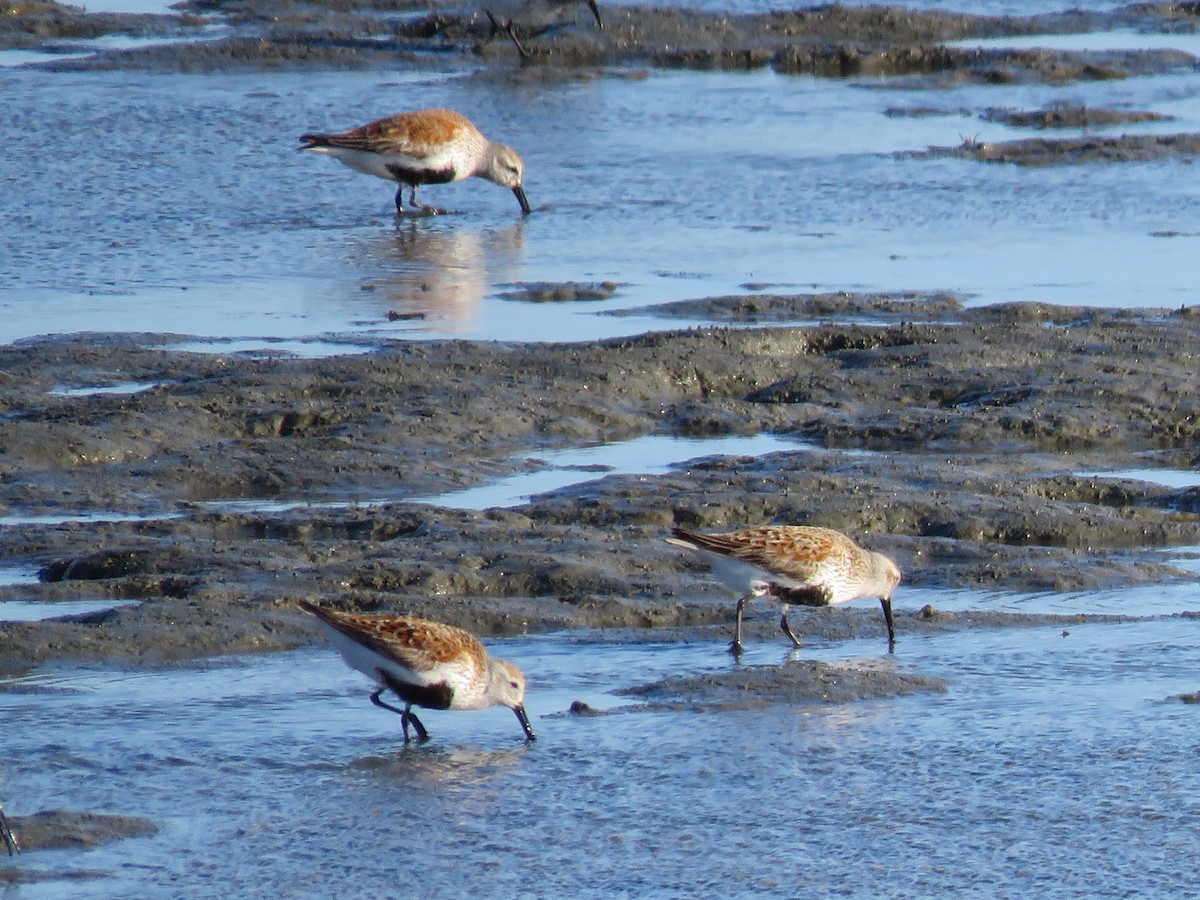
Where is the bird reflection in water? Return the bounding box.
[350,746,527,788]
[358,220,525,334]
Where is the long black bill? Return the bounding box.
[881,597,896,650]
[586,0,603,29]
[514,185,532,215]
[514,705,537,741]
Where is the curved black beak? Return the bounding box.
[514,704,536,741]
[513,185,531,215]
[881,596,896,651]
[586,0,603,29]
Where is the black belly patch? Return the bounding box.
[381,670,454,710]
[385,164,456,186]
[771,584,834,608]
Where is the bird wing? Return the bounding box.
[671,526,851,586]
[299,601,483,672]
[300,109,472,160]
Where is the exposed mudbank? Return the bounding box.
[0,810,156,856]
[617,657,948,710]
[926,130,1200,165]
[6,0,1200,83]
[608,290,969,323]
[499,281,622,303]
[2,297,1200,674]
[979,103,1172,130]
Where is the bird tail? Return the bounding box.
[666,526,739,555]
[297,598,336,624]
[665,526,702,549]
[298,133,338,151]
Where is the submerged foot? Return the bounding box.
[780,615,803,649]
[400,205,446,217]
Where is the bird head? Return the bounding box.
[485,143,531,214]
[493,660,536,740]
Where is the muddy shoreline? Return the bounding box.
[2,294,1199,675]
[5,0,1200,79]
[6,0,1200,861]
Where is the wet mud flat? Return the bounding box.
[2,295,1199,680]
[3,0,1200,883]
[6,0,1200,78]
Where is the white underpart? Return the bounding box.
[305,146,466,183]
[313,620,481,707]
[668,541,809,601]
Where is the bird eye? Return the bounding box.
[510,680,520,689]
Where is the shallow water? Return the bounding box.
[46,380,163,397]
[0,566,41,588]
[0,599,138,622]
[4,52,1200,350]
[3,587,1200,897]
[408,433,812,509]
[1078,466,1200,489]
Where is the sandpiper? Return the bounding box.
[300,600,536,743]
[666,525,901,656]
[299,109,531,216]
[0,805,17,856]
[484,0,603,58]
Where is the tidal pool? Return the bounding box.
[4,58,1200,350]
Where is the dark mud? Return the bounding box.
[3,296,1200,674]
[7,0,1200,86]
[610,289,969,323]
[927,130,1200,165]
[499,281,623,303]
[0,810,156,869]
[617,657,948,710]
[980,103,1173,130]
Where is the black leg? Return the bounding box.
[370,687,407,717]
[370,685,430,743]
[506,22,532,59]
[406,185,445,216]
[779,606,803,648]
[0,808,17,856]
[394,184,405,214]
[406,710,430,743]
[728,595,747,656]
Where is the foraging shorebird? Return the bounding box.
[300,600,536,743]
[666,525,901,656]
[299,108,531,216]
[483,0,603,58]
